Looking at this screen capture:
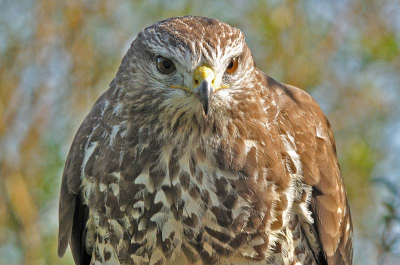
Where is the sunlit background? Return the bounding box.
[0,0,399,264]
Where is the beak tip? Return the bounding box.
[203,104,209,116]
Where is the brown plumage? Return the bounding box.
[58,16,353,265]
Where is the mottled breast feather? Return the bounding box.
[58,16,353,265]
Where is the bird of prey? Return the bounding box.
[58,16,353,265]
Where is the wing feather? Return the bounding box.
[58,93,108,264]
[268,76,353,265]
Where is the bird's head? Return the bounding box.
[115,16,257,124]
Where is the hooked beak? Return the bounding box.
[194,80,214,116]
[193,66,215,116]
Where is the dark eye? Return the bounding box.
[226,57,239,74]
[156,56,176,74]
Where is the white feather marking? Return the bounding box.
[99,183,107,192]
[109,183,119,197]
[231,197,251,221]
[81,141,98,180]
[131,253,146,264]
[108,219,124,238]
[283,134,303,175]
[244,140,257,153]
[102,245,121,265]
[112,102,124,115]
[154,190,168,204]
[132,201,144,218]
[109,124,121,146]
[281,133,307,229]
[135,171,153,192]
[296,188,315,224]
[181,192,202,217]
[150,208,169,227]
[316,122,328,139]
[101,99,109,116]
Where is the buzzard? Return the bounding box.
[58,16,353,265]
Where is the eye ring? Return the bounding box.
[156,56,176,74]
[226,57,239,74]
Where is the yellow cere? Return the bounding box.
[193,66,215,86]
[170,65,230,92]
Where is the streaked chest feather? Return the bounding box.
[81,117,317,265]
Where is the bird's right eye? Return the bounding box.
[226,57,239,74]
[156,56,176,74]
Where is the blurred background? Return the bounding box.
[0,0,399,264]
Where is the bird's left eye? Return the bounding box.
[226,57,239,74]
[156,56,176,74]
